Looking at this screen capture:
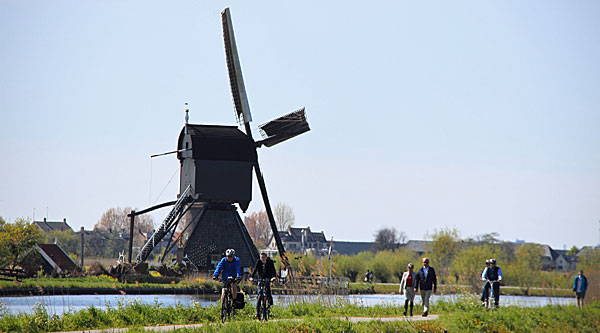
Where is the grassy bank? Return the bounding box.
[0,276,227,296]
[1,295,598,332]
[1,277,575,298]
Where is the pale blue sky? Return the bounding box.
[1,1,599,249]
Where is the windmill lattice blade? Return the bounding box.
[222,8,252,125]
[257,108,310,147]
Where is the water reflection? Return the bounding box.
[0,293,576,316]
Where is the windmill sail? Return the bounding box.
[257,108,310,147]
[222,8,252,125]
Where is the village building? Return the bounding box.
[266,227,328,256]
[33,218,72,232]
[20,243,80,276]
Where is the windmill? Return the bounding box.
[133,8,309,272]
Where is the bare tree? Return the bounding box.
[244,211,271,248]
[274,203,295,231]
[373,227,406,251]
[94,207,154,248]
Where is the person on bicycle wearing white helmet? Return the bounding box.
[483,258,502,307]
[213,248,242,303]
[480,259,491,306]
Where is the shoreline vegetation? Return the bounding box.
[0,276,574,298]
[0,297,598,332]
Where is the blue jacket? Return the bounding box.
[573,274,588,292]
[213,256,242,279]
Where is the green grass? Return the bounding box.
[1,295,599,333]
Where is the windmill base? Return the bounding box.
[182,203,259,272]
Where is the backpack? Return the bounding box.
[233,292,245,309]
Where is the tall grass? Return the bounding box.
[1,296,599,333]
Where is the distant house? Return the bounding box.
[332,241,374,255]
[539,245,577,271]
[403,240,432,256]
[267,226,329,255]
[34,218,72,233]
[21,243,80,276]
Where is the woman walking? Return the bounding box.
[399,263,418,316]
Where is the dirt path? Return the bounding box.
[55,314,439,332]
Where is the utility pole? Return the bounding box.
[80,226,85,270]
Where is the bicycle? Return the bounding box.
[485,279,500,309]
[255,278,272,321]
[219,277,237,322]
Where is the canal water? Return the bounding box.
[0,293,576,316]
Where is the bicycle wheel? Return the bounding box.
[256,296,263,320]
[263,296,269,321]
[261,296,268,321]
[221,297,228,323]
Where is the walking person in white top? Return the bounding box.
[399,263,418,316]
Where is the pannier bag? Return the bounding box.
[233,292,245,309]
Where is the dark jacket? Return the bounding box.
[416,266,437,291]
[251,258,277,279]
[573,274,588,292]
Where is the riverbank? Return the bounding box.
[1,277,574,298]
[348,283,574,298]
[0,298,597,332]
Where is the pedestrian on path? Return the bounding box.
[399,263,418,316]
[573,270,588,309]
[415,257,437,317]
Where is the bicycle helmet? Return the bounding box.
[407,263,414,269]
[490,258,496,264]
[225,248,236,256]
[485,259,490,264]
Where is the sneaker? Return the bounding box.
[422,311,428,317]
[403,311,407,316]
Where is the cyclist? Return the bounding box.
[249,252,277,317]
[480,259,491,306]
[484,258,502,307]
[212,248,242,303]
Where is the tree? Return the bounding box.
[274,203,295,231]
[578,247,600,271]
[449,244,509,291]
[566,245,579,256]
[0,217,41,269]
[41,229,79,255]
[373,227,406,252]
[334,253,368,282]
[426,227,461,282]
[474,232,501,244]
[244,211,271,248]
[510,243,545,291]
[94,207,154,248]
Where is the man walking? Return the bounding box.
[573,270,588,309]
[415,257,437,317]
